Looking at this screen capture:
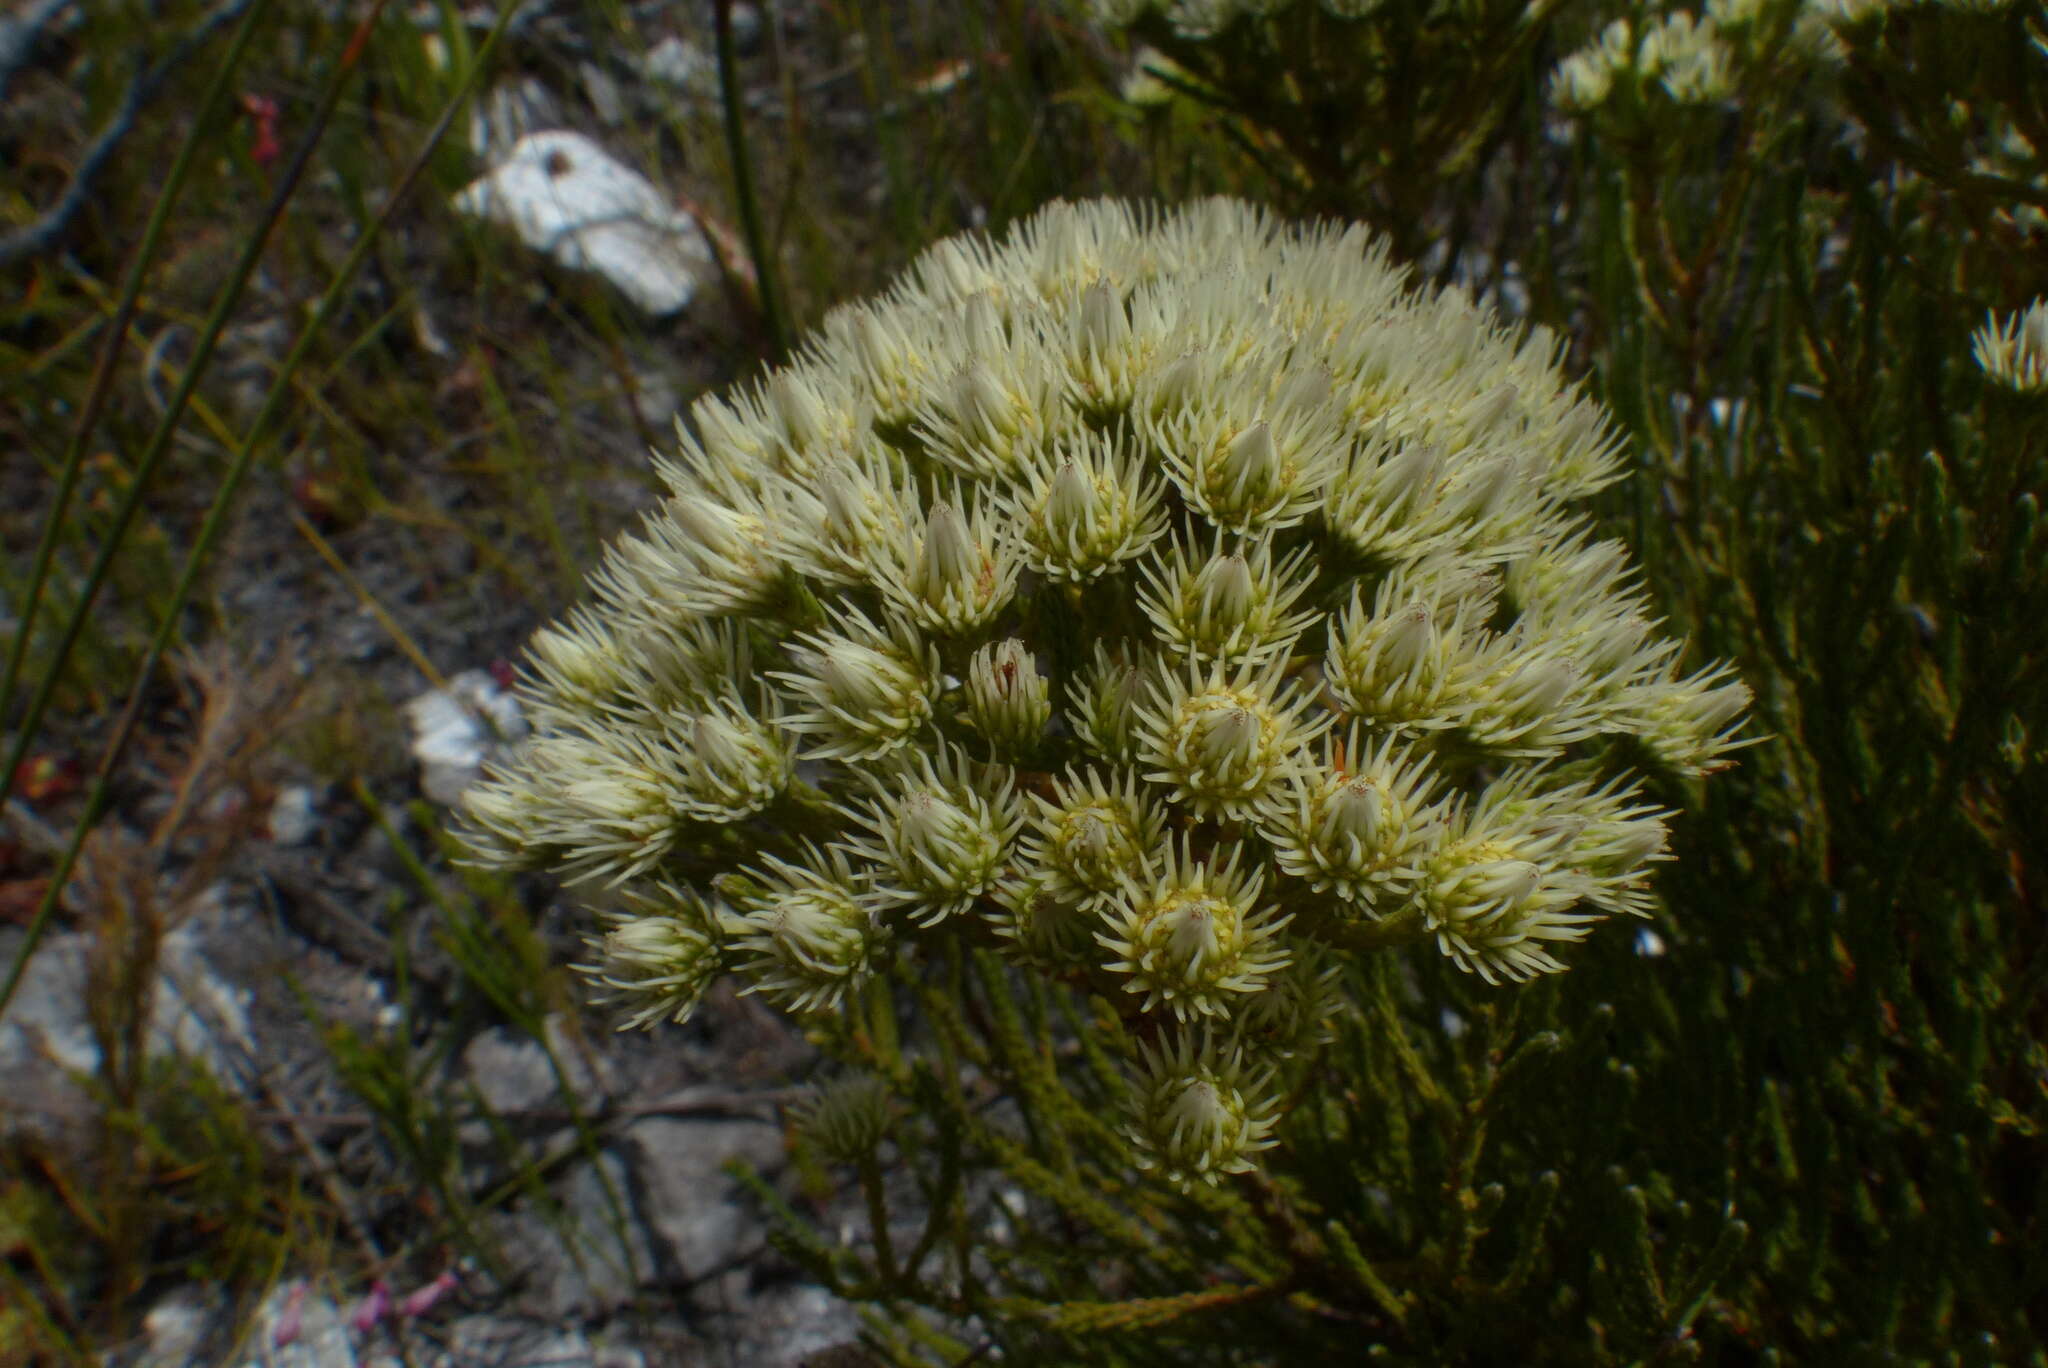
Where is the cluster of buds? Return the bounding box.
[463,199,1750,1184]
[1973,299,2048,394]
[1089,0,1385,39]
[1549,0,1853,114]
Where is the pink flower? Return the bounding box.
[397,1270,459,1319]
[348,1279,390,1334]
[272,1281,308,1348]
[241,93,282,166]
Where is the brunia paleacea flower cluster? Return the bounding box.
[460,199,1751,1186]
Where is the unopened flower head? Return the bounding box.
[463,198,1746,1181]
[1124,1031,1279,1187]
[792,1073,895,1164]
[725,845,882,1015]
[578,890,726,1030]
[1137,656,1329,819]
[1138,531,1320,665]
[1973,299,2048,394]
[845,746,1024,926]
[1099,839,1292,1020]
[963,638,1053,760]
[1262,729,1447,911]
[1021,767,1167,908]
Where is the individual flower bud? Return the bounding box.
[633,479,786,614]
[1007,436,1169,581]
[1419,814,1601,985]
[1233,950,1345,1058]
[1972,299,2048,394]
[770,607,941,760]
[987,871,1097,970]
[764,368,864,474]
[577,893,725,1030]
[1021,199,1130,299]
[784,446,919,587]
[915,234,1001,304]
[727,845,882,1014]
[1561,780,1674,917]
[792,1074,894,1164]
[1136,657,1328,819]
[659,698,794,824]
[846,746,1023,926]
[915,351,1056,480]
[832,304,932,430]
[1069,278,1155,418]
[458,770,557,871]
[1124,1030,1279,1188]
[881,496,1022,635]
[1098,838,1291,1020]
[1325,562,1494,734]
[964,639,1053,759]
[1262,729,1447,912]
[523,608,624,716]
[1462,644,1600,757]
[1136,532,1319,665]
[529,733,689,885]
[1154,413,1339,535]
[1551,42,1619,112]
[1139,351,1207,424]
[1622,664,1756,776]
[1020,767,1167,908]
[1659,38,1734,103]
[1321,435,1461,566]
[1067,644,1153,763]
[1505,533,1638,620]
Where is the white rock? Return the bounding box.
[268,784,320,845]
[244,1283,358,1368]
[136,1289,215,1366]
[404,669,528,805]
[459,1013,613,1135]
[626,1116,784,1281]
[0,909,256,1121]
[453,131,712,316]
[641,36,716,97]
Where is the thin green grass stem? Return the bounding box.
[0,0,396,823]
[0,0,519,1024]
[715,0,788,361]
[0,0,274,795]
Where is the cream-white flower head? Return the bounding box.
[462,198,1748,1181]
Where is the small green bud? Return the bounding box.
[1124,1031,1279,1188]
[793,1074,894,1163]
[963,638,1053,760]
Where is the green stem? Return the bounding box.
[0,0,518,1023]
[0,0,274,807]
[714,0,787,362]
[1300,902,1430,954]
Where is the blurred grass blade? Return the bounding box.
[0,0,273,790]
[0,0,518,1022]
[0,0,396,821]
[715,0,787,360]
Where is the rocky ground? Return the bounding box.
[0,0,1028,1359]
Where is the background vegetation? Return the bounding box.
[1,0,2042,1362]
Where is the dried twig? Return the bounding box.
[0,0,257,268]
[0,0,71,100]
[247,1084,805,1133]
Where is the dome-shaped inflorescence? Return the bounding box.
[462,199,1750,1182]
